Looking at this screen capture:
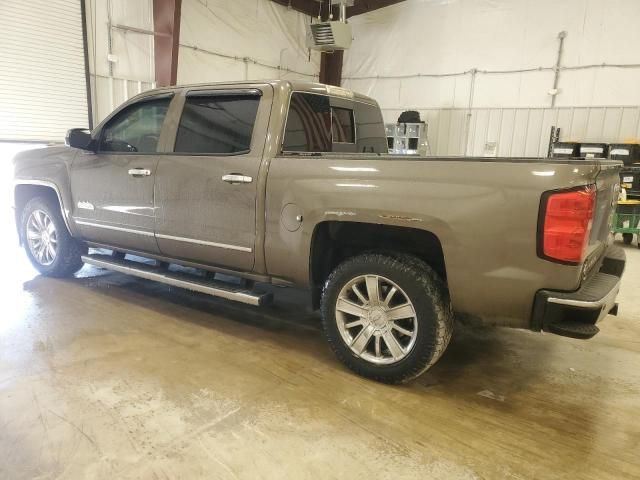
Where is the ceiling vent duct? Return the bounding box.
[306,0,353,51]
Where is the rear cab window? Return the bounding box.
[282,92,331,152]
[332,107,355,144]
[282,91,387,154]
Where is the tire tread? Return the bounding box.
[321,253,453,384]
[21,196,86,277]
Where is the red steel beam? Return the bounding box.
[319,50,344,86]
[346,0,406,17]
[270,0,318,17]
[271,0,406,18]
[153,0,182,86]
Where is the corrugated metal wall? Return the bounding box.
[346,0,640,158]
[382,106,640,157]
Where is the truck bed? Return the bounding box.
[266,153,621,327]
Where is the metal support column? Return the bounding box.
[319,51,344,86]
[153,0,182,87]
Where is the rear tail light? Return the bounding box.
[540,185,596,263]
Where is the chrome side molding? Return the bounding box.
[75,220,155,237]
[74,219,252,252]
[156,233,252,252]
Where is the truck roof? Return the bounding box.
[134,79,378,106]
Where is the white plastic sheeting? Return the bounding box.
[85,0,156,124]
[342,0,640,155]
[177,0,320,84]
[84,0,316,124]
[343,0,640,111]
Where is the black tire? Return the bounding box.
[321,253,453,384]
[623,233,633,245]
[20,196,87,277]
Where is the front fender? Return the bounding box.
[13,146,78,235]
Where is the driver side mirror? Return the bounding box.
[65,128,94,151]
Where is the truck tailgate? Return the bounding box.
[586,161,622,267]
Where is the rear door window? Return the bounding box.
[174,93,261,154]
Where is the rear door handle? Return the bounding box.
[222,174,253,184]
[128,168,152,177]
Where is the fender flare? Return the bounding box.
[14,180,73,233]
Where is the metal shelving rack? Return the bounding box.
[385,122,430,155]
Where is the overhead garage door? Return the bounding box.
[0,0,89,142]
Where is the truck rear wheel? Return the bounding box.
[321,253,453,384]
[20,196,87,277]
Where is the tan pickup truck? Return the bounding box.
[13,80,625,383]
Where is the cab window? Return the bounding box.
[174,93,260,154]
[283,92,386,153]
[99,97,171,153]
[332,107,355,144]
[283,93,331,152]
[353,101,388,153]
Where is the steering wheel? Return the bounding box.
[104,139,138,152]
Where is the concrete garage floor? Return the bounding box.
[1,227,639,478]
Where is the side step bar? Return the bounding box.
[81,254,273,307]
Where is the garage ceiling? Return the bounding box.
[0,0,90,142]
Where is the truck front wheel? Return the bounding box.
[20,196,87,277]
[321,253,453,384]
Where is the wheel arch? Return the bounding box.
[14,182,71,243]
[309,221,448,308]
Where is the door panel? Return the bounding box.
[154,154,260,270]
[154,86,272,271]
[70,95,173,253]
[70,153,159,252]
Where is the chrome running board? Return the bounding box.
[81,254,272,306]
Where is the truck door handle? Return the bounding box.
[128,168,152,177]
[222,174,253,184]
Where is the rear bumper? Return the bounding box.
[531,245,626,339]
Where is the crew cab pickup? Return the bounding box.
[13,80,625,383]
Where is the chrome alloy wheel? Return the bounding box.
[335,274,418,365]
[26,209,58,266]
